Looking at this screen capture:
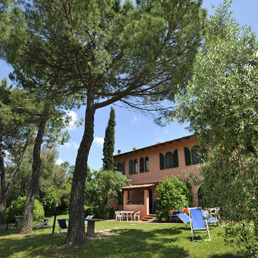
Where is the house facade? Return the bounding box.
[113,135,202,219]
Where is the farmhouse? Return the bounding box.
[113,135,202,219]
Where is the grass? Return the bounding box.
[0,216,242,257]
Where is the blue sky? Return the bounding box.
[1,0,258,170]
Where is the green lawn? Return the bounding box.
[0,217,242,257]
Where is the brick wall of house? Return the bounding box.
[114,136,201,207]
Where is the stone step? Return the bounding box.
[142,214,157,221]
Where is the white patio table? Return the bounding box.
[121,211,134,221]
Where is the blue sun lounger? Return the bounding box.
[177,213,191,228]
[170,210,181,220]
[37,216,53,228]
[57,219,68,233]
[189,208,211,241]
[177,210,218,229]
[85,215,94,226]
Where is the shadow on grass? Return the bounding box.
[44,228,189,257]
[0,228,20,237]
[0,227,189,257]
[211,254,243,258]
[0,232,65,257]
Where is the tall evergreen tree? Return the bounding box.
[103,107,116,171]
[0,79,33,225]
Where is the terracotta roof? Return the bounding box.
[122,183,158,190]
[114,134,195,157]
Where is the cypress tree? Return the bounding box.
[103,107,116,170]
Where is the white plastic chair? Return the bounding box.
[115,211,123,221]
[134,211,141,221]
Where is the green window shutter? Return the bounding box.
[173,149,179,167]
[129,160,133,174]
[140,158,144,172]
[184,147,191,165]
[122,161,125,174]
[159,153,164,170]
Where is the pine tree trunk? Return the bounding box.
[20,110,48,234]
[66,99,95,246]
[0,133,6,225]
[0,154,7,226]
[0,158,7,226]
[0,198,7,226]
[0,129,30,226]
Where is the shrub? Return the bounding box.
[6,196,44,222]
[156,176,191,222]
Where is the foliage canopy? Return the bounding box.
[85,169,130,219]
[156,176,191,222]
[175,1,258,255]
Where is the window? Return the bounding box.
[191,146,202,164]
[134,159,138,174]
[140,158,144,173]
[184,146,202,165]
[145,157,149,172]
[117,162,125,174]
[117,162,122,172]
[122,161,125,174]
[160,151,178,169]
[139,157,149,172]
[165,152,173,168]
[129,160,134,174]
[184,147,191,165]
[159,153,165,169]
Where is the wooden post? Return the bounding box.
[52,203,58,234]
[6,205,13,230]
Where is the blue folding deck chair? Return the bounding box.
[85,215,94,227]
[177,213,191,228]
[57,219,68,233]
[170,210,181,220]
[37,216,53,228]
[189,208,211,241]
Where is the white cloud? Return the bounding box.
[56,158,63,165]
[65,110,78,130]
[60,141,79,149]
[93,137,104,147]
[63,142,71,148]
[71,142,79,149]
[132,116,141,124]
[4,150,11,157]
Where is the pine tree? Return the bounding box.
[1,0,206,246]
[103,107,116,171]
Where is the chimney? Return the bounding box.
[118,150,121,155]
[133,147,137,151]
[157,142,161,144]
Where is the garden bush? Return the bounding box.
[6,196,44,223]
[156,176,191,222]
